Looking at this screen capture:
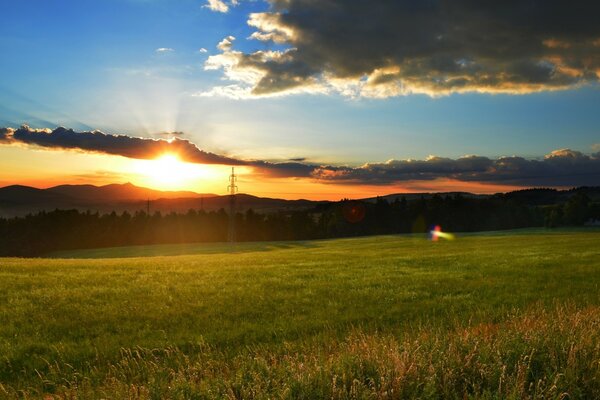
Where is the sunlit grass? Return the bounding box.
[1,230,599,398]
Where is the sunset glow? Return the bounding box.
[0,0,598,199]
[132,154,214,191]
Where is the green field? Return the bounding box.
[1,230,600,399]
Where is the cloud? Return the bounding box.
[155,47,174,53]
[312,150,600,187]
[0,127,14,141]
[205,0,600,98]
[0,125,311,178]
[204,0,237,13]
[216,36,236,51]
[199,48,208,53]
[2,126,599,187]
[2,126,245,165]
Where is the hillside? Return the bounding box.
[46,182,204,201]
[1,183,599,218]
[0,182,334,217]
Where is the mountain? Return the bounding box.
[0,183,326,217]
[0,185,67,205]
[46,183,206,202]
[1,183,598,218]
[0,183,216,217]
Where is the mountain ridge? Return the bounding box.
[1,183,599,218]
[0,183,326,217]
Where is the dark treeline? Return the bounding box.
[0,190,598,256]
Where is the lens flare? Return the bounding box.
[430,225,455,241]
[342,201,366,223]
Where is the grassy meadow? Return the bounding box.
[1,229,600,399]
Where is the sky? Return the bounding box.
[0,0,599,199]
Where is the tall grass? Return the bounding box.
[2,304,599,399]
[1,231,599,398]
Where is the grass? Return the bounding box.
[1,229,600,398]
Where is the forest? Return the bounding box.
[0,189,598,256]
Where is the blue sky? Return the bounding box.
[0,0,599,196]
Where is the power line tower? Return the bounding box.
[227,167,238,243]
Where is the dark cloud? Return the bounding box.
[205,0,600,97]
[2,126,599,187]
[0,125,312,178]
[250,160,314,178]
[0,127,14,141]
[313,150,600,186]
[5,125,245,165]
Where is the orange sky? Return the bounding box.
[0,145,525,200]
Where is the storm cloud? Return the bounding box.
[1,126,598,187]
[205,0,600,98]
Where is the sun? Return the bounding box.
[131,154,217,191]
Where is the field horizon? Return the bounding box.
[2,229,599,398]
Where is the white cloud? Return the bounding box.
[199,48,208,53]
[216,36,235,51]
[155,48,174,53]
[204,0,229,13]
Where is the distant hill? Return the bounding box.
[497,187,600,205]
[0,183,327,217]
[46,183,205,202]
[362,191,489,203]
[363,187,600,205]
[0,183,214,217]
[0,185,67,205]
[0,183,598,218]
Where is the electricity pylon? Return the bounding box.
[227,167,238,243]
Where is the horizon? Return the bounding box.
[0,180,593,203]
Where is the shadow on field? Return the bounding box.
[46,227,600,259]
[48,240,318,259]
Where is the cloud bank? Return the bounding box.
[0,126,245,165]
[1,126,599,187]
[204,0,600,98]
[313,150,600,187]
[0,126,312,177]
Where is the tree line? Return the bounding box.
[0,191,598,256]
